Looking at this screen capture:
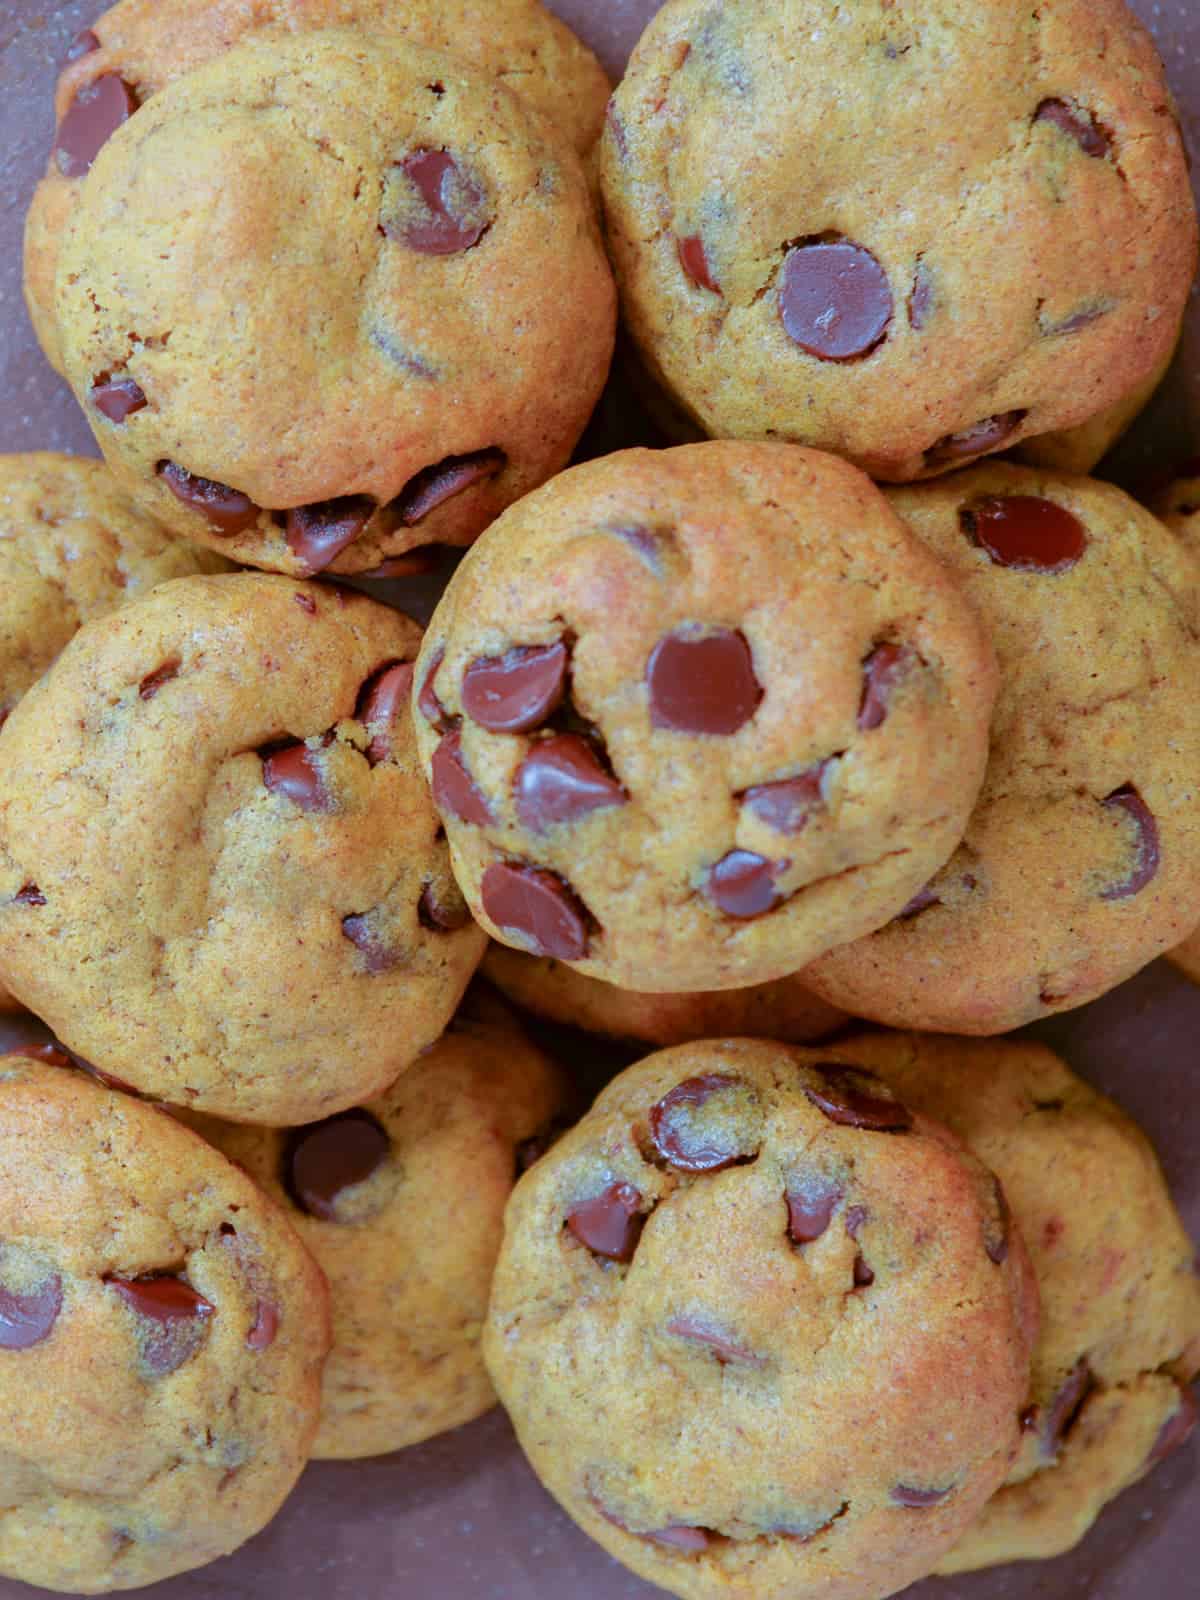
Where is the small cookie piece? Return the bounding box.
[53,31,616,576]
[191,988,567,1458]
[482,943,848,1047]
[0,573,484,1123]
[0,1054,329,1594]
[484,1039,1039,1600]
[600,0,1196,482]
[836,1032,1200,1570]
[414,442,998,993]
[25,0,610,375]
[807,463,1200,1033]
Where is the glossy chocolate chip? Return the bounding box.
[804,1065,913,1132]
[927,411,1028,468]
[64,28,101,63]
[858,643,911,731]
[706,851,787,919]
[1149,1384,1198,1465]
[909,262,934,330]
[285,496,374,574]
[481,862,590,960]
[462,642,568,733]
[1035,98,1111,159]
[891,1484,952,1508]
[566,1182,644,1261]
[780,240,893,361]
[55,74,137,177]
[418,647,449,730]
[786,1179,844,1245]
[431,729,494,826]
[246,1300,279,1352]
[157,462,260,536]
[1100,787,1160,901]
[389,149,489,254]
[10,1043,72,1067]
[515,735,627,832]
[678,234,720,293]
[962,496,1088,573]
[647,628,762,735]
[1042,1359,1094,1457]
[986,1177,1012,1266]
[14,884,46,906]
[139,659,179,701]
[665,1315,765,1366]
[393,449,506,526]
[285,1110,390,1220]
[646,1526,712,1553]
[742,763,827,833]
[92,375,146,423]
[262,743,333,812]
[109,1276,215,1375]
[0,1265,63,1349]
[342,914,402,975]
[649,1073,761,1172]
[418,880,471,932]
[358,661,415,766]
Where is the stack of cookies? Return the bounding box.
[1,0,1197,1597]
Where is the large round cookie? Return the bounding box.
[600,0,1196,482]
[0,572,485,1123]
[484,1040,1038,1600]
[53,30,616,576]
[414,442,998,993]
[0,1052,330,1594]
[25,0,610,375]
[806,463,1200,1033]
[192,989,567,1459]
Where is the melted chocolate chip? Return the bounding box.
[285,497,374,574]
[342,914,403,975]
[786,1179,844,1245]
[897,883,940,920]
[742,764,828,833]
[246,1300,279,1352]
[706,851,787,919]
[804,1065,913,1132]
[55,74,137,178]
[481,861,590,960]
[295,593,317,615]
[1042,1359,1095,1457]
[927,411,1028,468]
[417,647,449,730]
[262,743,333,812]
[1149,1384,1198,1465]
[389,149,490,254]
[646,1526,712,1553]
[678,234,720,293]
[431,729,494,826]
[515,735,627,832]
[10,1044,72,1067]
[357,661,415,766]
[986,1177,1012,1266]
[647,628,762,735]
[285,1110,390,1220]
[891,1484,952,1508]
[566,1182,645,1261]
[157,462,259,535]
[1035,98,1112,159]
[780,240,893,361]
[963,496,1088,573]
[138,659,179,701]
[858,643,912,731]
[92,375,146,423]
[109,1276,215,1376]
[1043,305,1109,337]
[462,642,569,733]
[14,884,46,907]
[665,1315,765,1366]
[418,880,471,932]
[649,1074,760,1172]
[64,28,101,63]
[393,449,506,526]
[0,1265,63,1349]
[1100,787,1160,901]
[853,1253,876,1288]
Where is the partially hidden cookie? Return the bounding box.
[1017,332,1180,475]
[836,1032,1200,1570]
[53,30,616,576]
[806,463,1200,1033]
[414,442,998,993]
[0,1053,330,1594]
[600,0,1196,482]
[1153,459,1200,560]
[484,1039,1039,1600]
[190,987,568,1459]
[0,573,485,1123]
[25,0,610,375]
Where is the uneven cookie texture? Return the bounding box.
[484,1039,1038,1600]
[600,0,1196,481]
[0,572,484,1123]
[414,443,998,992]
[806,462,1200,1033]
[837,1032,1200,1570]
[26,0,610,376]
[191,988,566,1459]
[53,30,616,575]
[0,1055,330,1595]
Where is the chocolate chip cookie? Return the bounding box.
[53,30,616,576]
[483,1039,1039,1600]
[600,0,1195,482]
[0,1053,330,1594]
[1017,334,1180,475]
[414,442,998,993]
[25,0,610,376]
[835,1031,1200,1570]
[0,572,485,1123]
[806,463,1200,1033]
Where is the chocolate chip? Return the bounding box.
[1042,305,1109,337]
[858,642,912,732]
[678,234,720,293]
[262,743,333,812]
[985,1176,1012,1265]
[742,763,828,833]
[357,661,415,766]
[10,1044,72,1067]
[342,913,403,974]
[64,28,101,63]
[393,449,506,526]
[54,74,137,177]
[853,1253,875,1287]
[109,1276,215,1376]
[462,642,569,733]
[891,1484,952,1508]
[646,1527,712,1553]
[431,729,494,826]
[844,1205,868,1239]
[606,98,629,162]
[897,883,940,920]
[779,239,893,361]
[14,884,46,907]
[157,462,260,536]
[285,1110,390,1220]
[926,411,1028,468]
[605,524,670,573]
[91,375,146,423]
[646,627,762,735]
[0,1264,63,1350]
[804,1065,913,1132]
[786,1179,844,1245]
[1020,1405,1040,1432]
[962,495,1088,573]
[1100,786,1160,901]
[649,1073,761,1172]
[417,647,449,730]
[285,497,374,575]
[418,880,471,932]
[705,851,787,919]
[1042,1359,1094,1457]
[481,861,590,960]
[566,1182,645,1260]
[1149,1384,1198,1465]
[387,149,490,254]
[246,1300,279,1352]
[1035,98,1112,159]
[295,593,317,615]
[666,1315,765,1365]
[515,735,627,832]
[909,262,934,330]
[139,659,179,701]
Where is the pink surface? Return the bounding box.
[0,2,1198,1597]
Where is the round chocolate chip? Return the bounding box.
[649,1073,761,1173]
[1100,786,1160,901]
[566,1182,645,1261]
[285,496,374,575]
[262,743,333,812]
[0,1264,63,1350]
[357,661,415,766]
[705,851,787,919]
[926,411,1028,468]
[804,1065,913,1132]
[891,1484,952,1508]
[431,729,494,826]
[646,627,762,735]
[786,1178,844,1246]
[677,234,720,293]
[742,764,828,834]
[1042,1358,1094,1458]
[64,28,101,63]
[1035,98,1112,159]
[779,239,893,361]
[858,642,912,731]
[481,861,590,960]
[246,1300,279,1352]
[387,149,490,254]
[963,496,1088,573]
[342,913,402,975]
[157,462,260,536]
[138,659,179,701]
[91,375,146,424]
[109,1275,215,1376]
[1149,1384,1198,1465]
[55,74,137,178]
[417,647,449,731]
[285,1110,390,1221]
[515,735,627,832]
[462,642,569,734]
[665,1314,765,1366]
[393,449,506,526]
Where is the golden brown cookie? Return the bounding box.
[600,0,1195,482]
[0,1052,330,1594]
[806,463,1200,1033]
[53,30,616,576]
[0,572,485,1123]
[1016,334,1180,475]
[414,442,998,993]
[25,0,610,375]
